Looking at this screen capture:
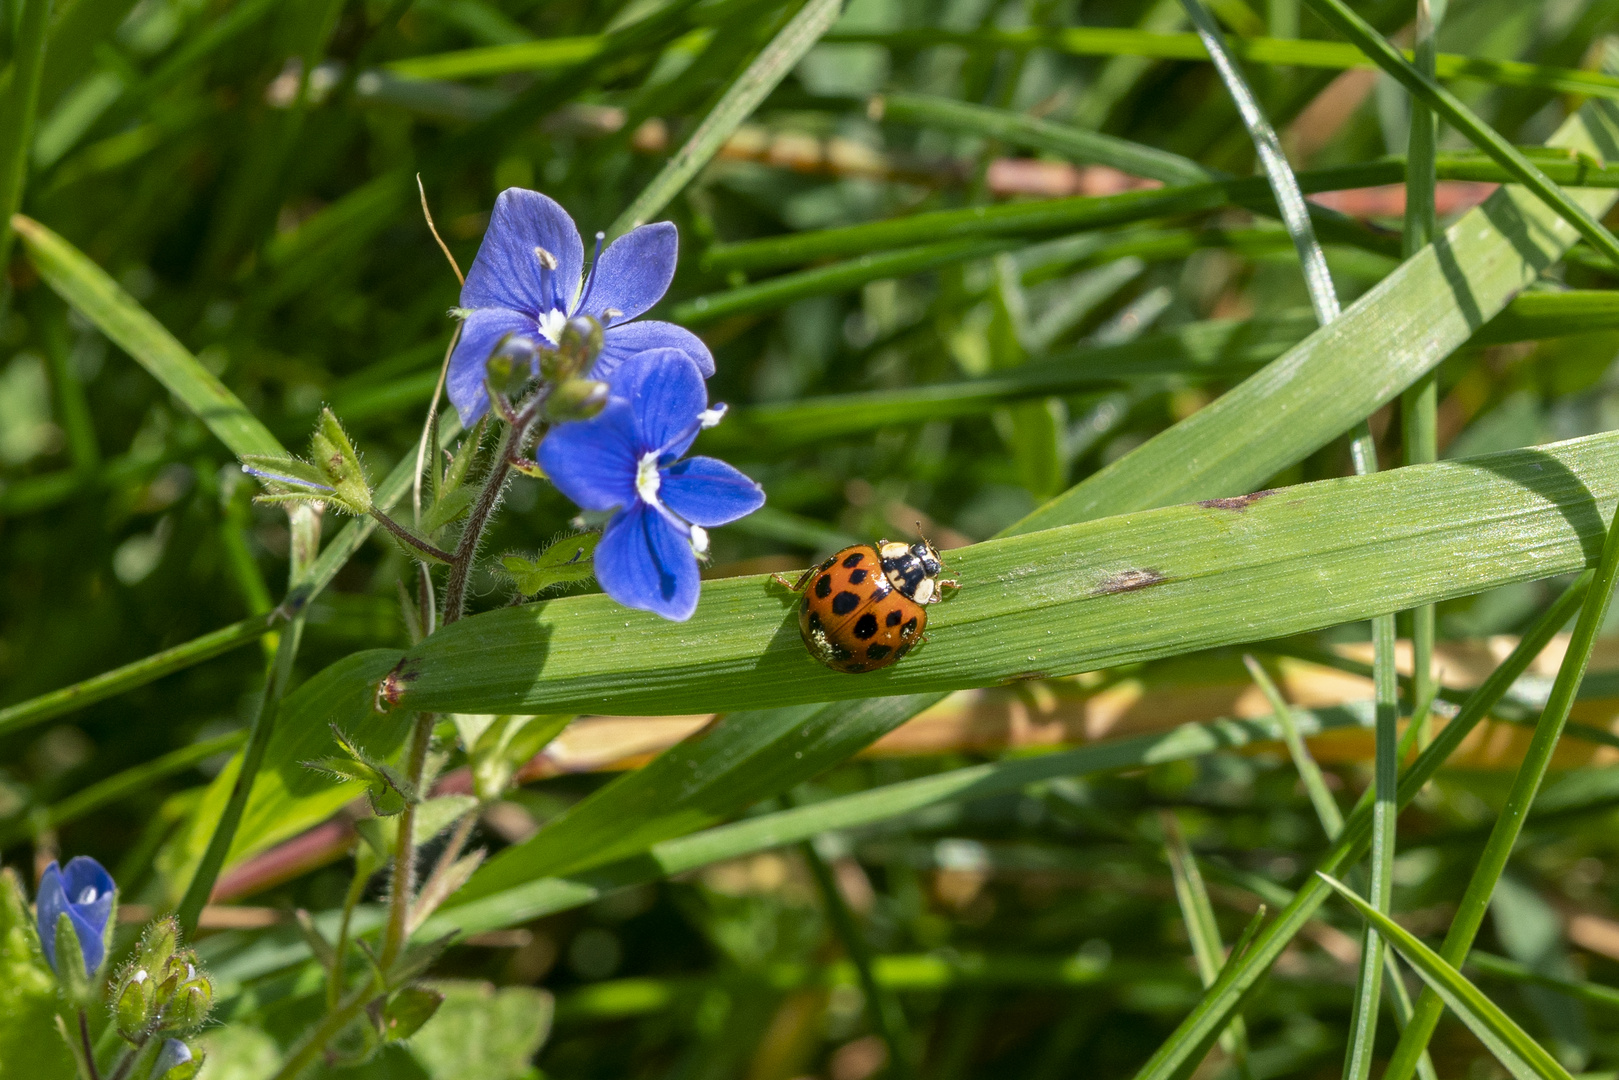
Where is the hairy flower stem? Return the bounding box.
[380,710,436,971]
[268,975,381,1080]
[441,392,548,625]
[368,508,455,564]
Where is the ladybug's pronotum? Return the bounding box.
[777,539,956,673]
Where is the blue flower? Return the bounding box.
[538,349,764,621]
[36,856,115,977]
[447,188,714,425]
[154,1039,193,1078]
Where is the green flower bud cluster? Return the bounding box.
[110,918,214,1043]
[241,408,373,516]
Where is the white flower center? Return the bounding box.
[536,308,567,345]
[636,451,662,505]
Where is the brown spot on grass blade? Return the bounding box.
[1198,489,1280,511]
[1093,568,1168,595]
[375,659,418,712]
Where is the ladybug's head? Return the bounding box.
[909,540,943,578]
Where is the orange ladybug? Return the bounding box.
[779,540,954,674]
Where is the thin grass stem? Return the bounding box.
[1243,654,1342,838]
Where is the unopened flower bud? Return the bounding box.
[153,1038,200,1079]
[544,315,603,380]
[547,378,610,422]
[169,976,213,1029]
[115,971,155,1037]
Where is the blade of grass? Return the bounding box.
[1467,951,1619,1012]
[1401,0,1444,753]
[1380,495,1619,1080]
[0,0,49,273]
[800,835,917,1079]
[1161,810,1251,1071]
[0,730,247,848]
[873,92,1216,185]
[1126,574,1589,1080]
[1318,874,1578,1080]
[384,36,605,80]
[1242,655,1342,838]
[608,0,842,238]
[1014,98,1619,533]
[1300,0,1619,270]
[824,26,1619,103]
[13,214,285,458]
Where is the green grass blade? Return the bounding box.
[1318,874,1578,1080]
[1012,98,1619,533]
[874,92,1215,185]
[1126,576,1589,1080]
[1401,0,1443,753]
[388,432,1619,718]
[608,0,842,237]
[0,615,277,737]
[824,26,1619,103]
[384,36,605,80]
[415,705,1375,944]
[1468,951,1619,1012]
[1242,655,1341,838]
[0,0,49,271]
[13,214,285,458]
[1301,0,1619,269]
[1162,810,1251,1066]
[0,730,247,847]
[1380,494,1619,1080]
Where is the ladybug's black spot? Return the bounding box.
[815,574,832,599]
[841,662,868,673]
[886,610,903,627]
[894,643,912,659]
[842,551,865,568]
[849,568,867,585]
[853,613,879,639]
[808,612,823,631]
[902,616,918,637]
[832,591,861,616]
[866,644,892,660]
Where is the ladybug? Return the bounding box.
[778,540,955,674]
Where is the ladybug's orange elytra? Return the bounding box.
[782,539,953,674]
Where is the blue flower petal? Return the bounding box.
[659,457,765,527]
[35,862,67,971]
[575,221,677,324]
[446,307,534,425]
[536,399,640,512]
[595,320,715,381]
[606,349,707,458]
[595,501,701,621]
[67,905,106,975]
[461,189,584,315]
[60,857,114,937]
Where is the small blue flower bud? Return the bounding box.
[35,857,115,979]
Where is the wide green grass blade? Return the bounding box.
[398,703,1378,942]
[13,214,285,458]
[1013,98,1619,533]
[1318,874,1578,1080]
[1126,576,1589,1080]
[383,431,1619,718]
[1380,494,1619,1080]
[608,0,842,237]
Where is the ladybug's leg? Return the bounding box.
[932,579,961,602]
[771,568,815,593]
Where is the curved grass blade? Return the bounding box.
[1300,0,1619,269]
[385,37,605,81]
[1014,98,1619,533]
[13,214,285,458]
[1380,494,1619,1080]
[1318,874,1578,1080]
[608,0,843,238]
